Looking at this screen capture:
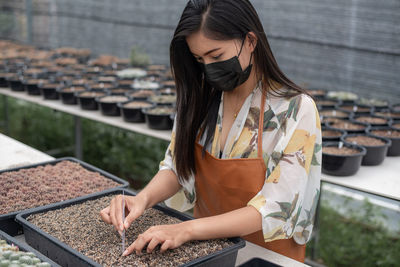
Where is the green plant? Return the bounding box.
[307,199,400,266]
[129,45,151,67]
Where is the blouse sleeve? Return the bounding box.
[247,94,322,244]
[160,117,197,212]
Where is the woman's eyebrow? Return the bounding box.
[192,47,221,57]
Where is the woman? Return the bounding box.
[100,0,321,262]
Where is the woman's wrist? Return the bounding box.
[179,220,195,243]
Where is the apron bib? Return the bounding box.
[193,92,306,262]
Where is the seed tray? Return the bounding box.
[16,188,246,267]
[0,230,61,267]
[0,157,129,236]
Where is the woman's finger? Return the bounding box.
[146,237,161,253]
[99,206,111,224]
[160,239,174,253]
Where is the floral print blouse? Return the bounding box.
[159,82,322,245]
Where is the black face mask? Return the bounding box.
[201,38,253,92]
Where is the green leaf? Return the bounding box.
[265,211,288,221]
[265,121,278,131]
[311,153,320,166]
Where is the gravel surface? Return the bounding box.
[28,195,233,267]
[0,161,121,214]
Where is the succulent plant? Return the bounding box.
[0,239,51,267]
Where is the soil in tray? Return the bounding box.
[27,195,233,267]
[128,90,156,99]
[0,161,120,215]
[146,106,174,115]
[79,91,106,98]
[371,130,400,138]
[322,146,360,155]
[340,106,371,113]
[344,135,385,146]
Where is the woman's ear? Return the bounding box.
[246,32,257,52]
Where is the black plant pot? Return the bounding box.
[23,79,44,95]
[351,114,392,127]
[117,101,155,123]
[76,91,106,111]
[322,142,366,176]
[0,73,10,87]
[143,107,174,130]
[96,95,129,116]
[322,126,346,142]
[341,133,391,166]
[368,126,400,156]
[59,87,85,105]
[327,119,370,134]
[316,99,342,110]
[8,77,25,91]
[391,120,400,131]
[338,104,374,115]
[40,84,61,100]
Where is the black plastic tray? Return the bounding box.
[238,257,282,267]
[0,230,61,267]
[16,188,246,267]
[0,157,129,236]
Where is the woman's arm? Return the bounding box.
[122,205,261,256]
[100,169,181,232]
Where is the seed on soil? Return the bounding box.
[322,146,361,155]
[27,195,233,267]
[0,161,120,214]
[99,96,129,103]
[345,135,385,146]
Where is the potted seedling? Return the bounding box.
[342,133,391,166]
[76,90,107,110]
[96,95,129,116]
[118,100,155,123]
[58,86,86,105]
[322,126,346,142]
[142,106,175,130]
[368,126,400,156]
[322,141,366,176]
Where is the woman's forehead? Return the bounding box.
[186,31,236,56]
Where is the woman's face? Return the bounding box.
[186,31,254,69]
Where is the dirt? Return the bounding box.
[322,146,361,155]
[129,90,156,99]
[61,86,85,93]
[123,101,153,109]
[319,110,348,118]
[371,130,400,138]
[0,161,120,214]
[354,116,388,124]
[27,195,233,267]
[99,96,129,103]
[345,135,385,146]
[340,106,370,113]
[79,91,106,98]
[330,120,366,130]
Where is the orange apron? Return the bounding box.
[193,91,306,262]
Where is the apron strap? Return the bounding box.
[257,90,266,158]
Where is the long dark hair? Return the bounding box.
[170,0,308,181]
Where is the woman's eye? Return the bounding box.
[212,54,222,60]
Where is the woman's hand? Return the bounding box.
[122,222,192,256]
[100,194,148,233]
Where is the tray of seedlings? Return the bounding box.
[0,230,60,267]
[16,189,246,267]
[0,157,129,236]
